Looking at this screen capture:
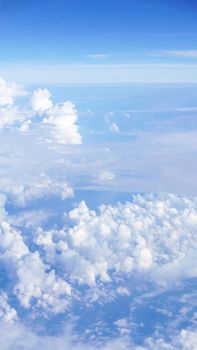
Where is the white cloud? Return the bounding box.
[0,220,29,260]
[0,105,26,129]
[0,319,196,350]
[0,192,197,347]
[43,100,82,144]
[0,78,82,144]
[0,77,26,106]
[143,329,197,350]
[0,293,17,323]
[85,54,109,60]
[31,88,53,114]
[34,194,197,293]
[160,50,197,58]
[0,320,131,350]
[15,251,71,312]
[0,217,72,313]
[96,170,115,184]
[110,122,119,133]
[105,112,120,133]
[0,174,73,207]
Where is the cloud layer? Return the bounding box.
[0,191,197,348]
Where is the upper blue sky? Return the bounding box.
[0,0,197,64]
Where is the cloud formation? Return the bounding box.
[33,194,197,292]
[0,77,26,106]
[1,192,197,312]
[160,50,197,58]
[0,77,82,144]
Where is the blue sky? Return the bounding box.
[0,0,197,83]
[0,0,197,63]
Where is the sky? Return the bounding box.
[0,0,197,83]
[0,1,197,350]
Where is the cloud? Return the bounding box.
[2,191,197,312]
[0,320,132,350]
[96,170,116,184]
[0,174,74,207]
[85,54,109,60]
[31,88,53,114]
[31,88,82,144]
[0,319,196,350]
[160,50,197,58]
[0,77,82,144]
[0,293,17,322]
[0,78,28,129]
[34,193,197,292]
[42,100,82,144]
[0,219,71,314]
[142,329,197,350]
[0,191,197,347]
[105,112,120,133]
[0,77,27,106]
[0,105,27,129]
[15,251,71,312]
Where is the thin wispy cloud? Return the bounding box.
[157,50,197,58]
[85,54,109,60]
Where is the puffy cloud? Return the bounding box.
[34,194,197,292]
[0,78,26,106]
[1,191,197,314]
[0,220,29,260]
[0,320,131,350]
[0,192,197,347]
[142,329,197,350]
[0,220,72,313]
[0,293,17,322]
[43,100,82,144]
[0,174,73,207]
[31,88,82,144]
[0,78,28,129]
[0,106,28,131]
[0,319,196,350]
[15,251,71,312]
[0,78,82,144]
[31,88,53,114]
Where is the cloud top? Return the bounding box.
[0,77,82,144]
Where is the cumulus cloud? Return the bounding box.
[33,194,197,293]
[0,220,72,313]
[43,100,82,144]
[0,174,73,207]
[0,77,26,106]
[0,320,132,350]
[15,251,71,312]
[141,329,197,350]
[31,88,82,144]
[0,78,82,144]
[0,78,28,129]
[0,105,28,129]
[0,293,17,323]
[0,319,196,350]
[31,88,53,114]
[0,192,197,347]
